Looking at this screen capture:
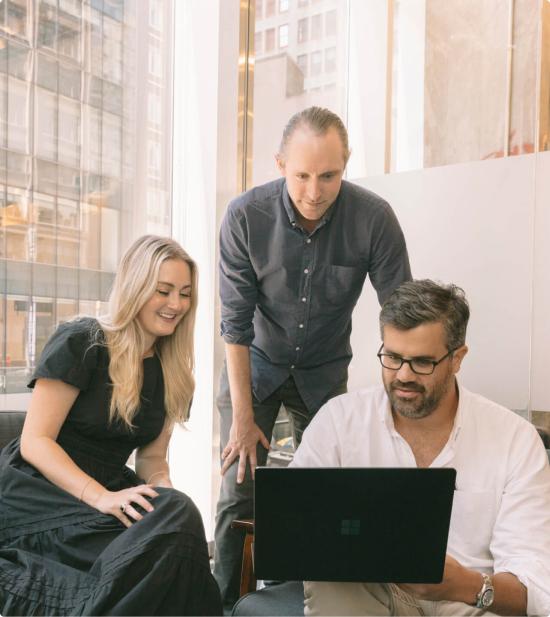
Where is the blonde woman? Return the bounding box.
[0,235,221,616]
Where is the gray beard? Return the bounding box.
[387,377,452,420]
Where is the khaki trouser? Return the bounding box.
[304,581,498,616]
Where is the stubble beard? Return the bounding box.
[385,372,453,420]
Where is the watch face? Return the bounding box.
[481,589,495,607]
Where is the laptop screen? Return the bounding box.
[254,467,456,583]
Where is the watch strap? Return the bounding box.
[475,573,494,609]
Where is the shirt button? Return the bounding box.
[306,238,312,244]
[304,268,309,274]
[299,323,304,328]
[301,297,306,302]
[290,365,295,369]
[295,346,300,351]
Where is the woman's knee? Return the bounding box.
[154,487,204,530]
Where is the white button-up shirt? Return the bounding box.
[292,384,550,616]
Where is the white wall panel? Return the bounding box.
[531,151,550,411]
[348,154,536,412]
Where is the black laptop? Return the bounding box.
[254,467,456,583]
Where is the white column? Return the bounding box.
[171,0,240,540]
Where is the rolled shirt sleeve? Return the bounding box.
[367,200,412,305]
[489,425,550,616]
[219,203,258,347]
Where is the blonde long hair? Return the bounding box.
[98,235,197,428]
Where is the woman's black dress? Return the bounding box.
[0,318,221,616]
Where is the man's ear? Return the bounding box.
[275,154,285,175]
[452,345,468,374]
[344,148,352,168]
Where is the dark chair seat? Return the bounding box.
[231,581,304,616]
[0,410,26,449]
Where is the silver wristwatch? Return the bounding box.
[475,573,494,609]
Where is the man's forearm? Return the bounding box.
[447,569,526,615]
[400,556,527,615]
[438,569,527,615]
[491,572,527,616]
[225,343,254,421]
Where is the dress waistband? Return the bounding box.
[57,430,132,486]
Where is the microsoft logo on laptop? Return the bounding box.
[340,519,361,536]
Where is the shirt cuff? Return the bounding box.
[221,328,254,346]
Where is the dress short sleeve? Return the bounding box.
[28,318,102,391]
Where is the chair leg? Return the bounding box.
[240,533,257,596]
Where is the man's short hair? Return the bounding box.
[379,280,470,350]
[278,106,350,164]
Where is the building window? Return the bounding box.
[102,111,122,177]
[148,140,161,177]
[279,24,289,49]
[58,98,81,168]
[35,53,58,92]
[103,17,122,84]
[311,13,322,39]
[7,0,30,40]
[311,50,322,76]
[9,43,32,81]
[7,79,30,154]
[35,87,57,160]
[297,53,308,77]
[297,18,308,44]
[298,0,308,7]
[255,0,263,20]
[149,0,164,31]
[149,46,162,78]
[325,46,336,73]
[279,0,289,12]
[255,31,263,55]
[325,10,337,36]
[1,1,175,401]
[57,19,81,61]
[59,63,81,100]
[148,92,162,127]
[82,106,101,174]
[265,0,276,18]
[37,2,57,52]
[265,28,275,52]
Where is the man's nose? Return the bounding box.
[395,360,416,381]
[307,179,322,202]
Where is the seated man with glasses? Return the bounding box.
[292,279,550,616]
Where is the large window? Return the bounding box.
[0,2,175,401]
[252,0,347,184]
[250,0,545,184]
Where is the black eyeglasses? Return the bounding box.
[377,344,458,375]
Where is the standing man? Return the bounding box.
[214,106,412,606]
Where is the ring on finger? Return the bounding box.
[120,502,128,513]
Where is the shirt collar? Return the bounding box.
[450,381,465,442]
[282,181,341,232]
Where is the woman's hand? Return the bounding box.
[94,484,160,528]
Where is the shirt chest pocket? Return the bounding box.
[313,264,365,307]
[448,489,496,558]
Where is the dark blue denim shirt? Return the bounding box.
[219,177,412,411]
